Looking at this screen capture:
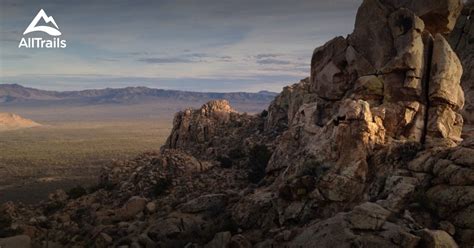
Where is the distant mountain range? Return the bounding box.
[0,84,278,105]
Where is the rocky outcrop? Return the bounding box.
[254,1,466,236]
[164,99,266,160]
[407,137,474,245]
[2,0,473,247]
[240,0,469,246]
[288,202,421,248]
[264,78,317,134]
[0,113,41,131]
[305,0,465,149]
[164,99,237,151]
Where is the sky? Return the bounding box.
[0,0,362,92]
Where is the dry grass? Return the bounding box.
[0,120,171,184]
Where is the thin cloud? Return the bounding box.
[257,58,292,65]
[255,53,281,59]
[137,57,195,64]
[95,57,119,62]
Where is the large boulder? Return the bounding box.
[116,196,147,220]
[0,235,31,248]
[426,34,464,147]
[205,231,232,248]
[380,0,463,34]
[349,0,394,70]
[180,194,227,213]
[419,229,459,248]
[347,202,391,230]
[429,34,464,110]
[264,78,317,133]
[290,203,420,248]
[147,213,213,247]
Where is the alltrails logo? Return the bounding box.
[19,9,67,48]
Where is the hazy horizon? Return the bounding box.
[0,0,361,92]
[0,82,281,93]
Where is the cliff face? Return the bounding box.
[2,0,474,248]
[449,3,474,126]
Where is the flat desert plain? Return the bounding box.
[0,103,176,203]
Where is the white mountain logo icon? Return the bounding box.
[23,9,61,36]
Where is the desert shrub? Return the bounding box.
[248,144,272,183]
[217,147,245,168]
[412,187,436,215]
[299,159,330,181]
[258,121,265,132]
[220,215,239,233]
[152,177,172,197]
[67,185,87,199]
[387,142,422,164]
[0,210,20,238]
[398,142,422,162]
[43,201,65,215]
[261,110,269,118]
[98,180,116,191]
[217,155,233,168]
[228,147,245,160]
[413,188,428,207]
[203,204,226,219]
[70,207,89,223]
[87,184,101,194]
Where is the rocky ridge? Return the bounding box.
[0,84,277,105]
[1,0,474,248]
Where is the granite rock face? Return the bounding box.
[163,99,267,160]
[265,78,317,134]
[426,34,465,147]
[449,3,474,126]
[2,0,473,248]
[164,99,237,154]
